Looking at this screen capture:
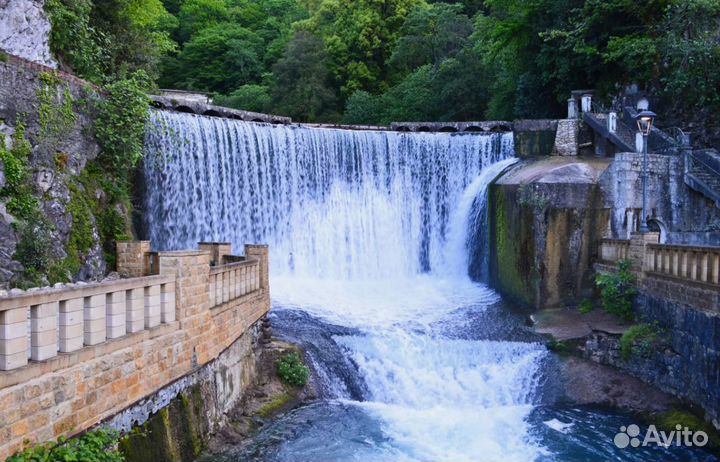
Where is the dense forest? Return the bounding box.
[46,0,720,145]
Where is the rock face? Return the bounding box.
[0,0,57,68]
[0,56,104,289]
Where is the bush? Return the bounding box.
[276,352,309,387]
[7,428,123,462]
[578,299,594,314]
[619,323,662,361]
[595,260,637,321]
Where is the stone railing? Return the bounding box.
[0,275,175,371]
[209,259,260,308]
[599,233,720,288]
[0,240,270,459]
[599,238,630,263]
[646,244,720,285]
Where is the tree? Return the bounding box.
[161,24,264,93]
[214,85,272,113]
[390,3,473,73]
[271,31,338,121]
[175,0,230,43]
[343,90,382,125]
[298,0,428,98]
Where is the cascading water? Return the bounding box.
[145,111,712,462]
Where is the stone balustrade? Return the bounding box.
[209,260,260,308]
[0,241,270,459]
[598,233,719,311]
[646,244,720,285]
[600,236,720,288]
[0,275,175,371]
[599,238,630,263]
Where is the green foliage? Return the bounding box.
[95,71,152,175]
[276,352,310,387]
[271,31,338,122]
[45,0,176,83]
[7,428,123,462]
[257,393,293,418]
[162,24,264,93]
[214,85,271,113]
[37,72,77,144]
[619,323,663,361]
[578,299,594,314]
[547,339,571,355]
[389,3,472,72]
[595,260,637,321]
[0,125,38,220]
[657,411,720,446]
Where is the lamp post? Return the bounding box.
[635,109,657,233]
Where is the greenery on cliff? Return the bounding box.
[43,0,720,146]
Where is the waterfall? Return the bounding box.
[144,110,514,279]
[143,110,551,461]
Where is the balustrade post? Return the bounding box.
[30,303,57,361]
[161,283,176,323]
[106,291,126,339]
[84,295,106,346]
[245,244,269,290]
[144,285,161,328]
[0,307,28,370]
[126,288,145,333]
[59,298,83,352]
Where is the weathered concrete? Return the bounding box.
[0,0,57,68]
[390,120,512,133]
[487,157,612,308]
[150,95,291,125]
[512,119,558,158]
[600,153,720,245]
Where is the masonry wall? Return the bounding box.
[0,244,270,459]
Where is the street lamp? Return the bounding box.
[635,109,656,233]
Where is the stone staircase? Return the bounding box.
[685,149,720,208]
[582,111,635,153]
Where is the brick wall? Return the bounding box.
[0,242,270,459]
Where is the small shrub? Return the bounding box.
[578,299,594,314]
[619,323,664,361]
[7,428,123,462]
[276,352,309,387]
[547,339,571,355]
[595,260,637,321]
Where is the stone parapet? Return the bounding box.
[0,241,270,459]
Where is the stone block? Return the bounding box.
[59,298,83,313]
[84,330,106,346]
[0,337,26,355]
[84,318,105,334]
[0,322,26,340]
[0,352,27,370]
[106,324,126,339]
[30,329,56,347]
[30,316,56,333]
[34,302,57,318]
[59,336,83,353]
[0,307,28,324]
[59,310,82,326]
[31,344,57,361]
[106,292,125,316]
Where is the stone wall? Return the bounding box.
[577,294,720,429]
[487,158,611,308]
[0,0,57,68]
[512,120,558,158]
[0,242,270,460]
[0,55,106,288]
[599,152,720,245]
